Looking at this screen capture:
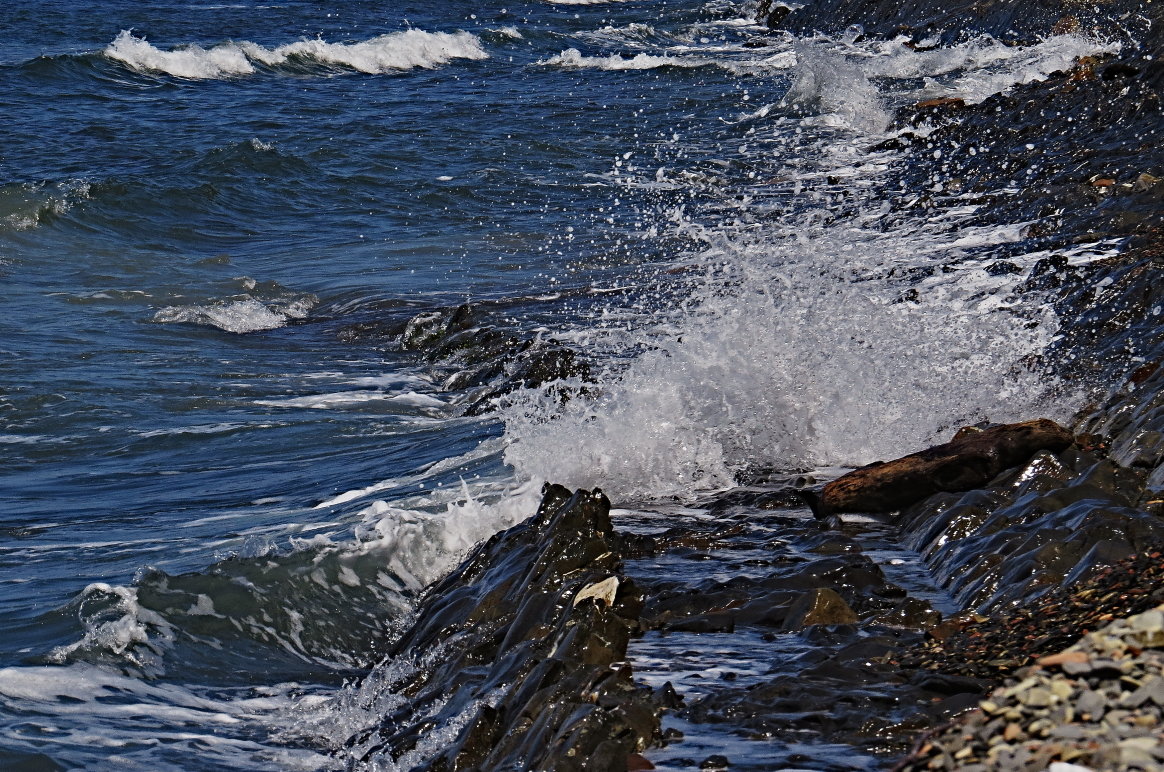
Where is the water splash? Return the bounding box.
[500,201,1084,500]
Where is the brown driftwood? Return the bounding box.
[803,419,1075,518]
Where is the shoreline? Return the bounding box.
[339,1,1164,768]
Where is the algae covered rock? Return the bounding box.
[783,587,859,630]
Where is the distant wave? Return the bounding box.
[103,28,488,80]
[539,47,799,74]
[541,48,716,71]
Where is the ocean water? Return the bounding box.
[0,1,1121,768]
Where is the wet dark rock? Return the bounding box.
[893,442,1164,609]
[868,598,943,631]
[462,341,592,416]
[354,301,594,416]
[400,303,478,351]
[783,587,859,630]
[985,260,1022,276]
[755,0,793,29]
[700,486,806,515]
[349,484,660,770]
[804,419,1075,518]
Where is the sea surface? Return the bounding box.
[0,0,1123,769]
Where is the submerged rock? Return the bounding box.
[803,419,1075,518]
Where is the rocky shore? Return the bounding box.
[340,1,1164,769]
[896,604,1164,772]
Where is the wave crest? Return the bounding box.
[104,28,488,80]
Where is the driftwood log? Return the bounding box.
[803,419,1075,518]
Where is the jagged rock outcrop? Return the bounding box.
[347,485,659,771]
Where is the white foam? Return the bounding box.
[0,663,332,770]
[48,584,176,675]
[924,35,1120,103]
[492,26,524,40]
[314,437,508,509]
[782,43,892,134]
[350,483,537,588]
[0,179,91,231]
[105,30,255,79]
[250,30,488,73]
[860,33,1120,104]
[764,32,1119,133]
[153,294,316,333]
[255,390,446,410]
[541,48,712,71]
[105,28,488,80]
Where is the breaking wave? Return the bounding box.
[499,32,1122,500]
[42,482,539,674]
[0,179,91,232]
[103,28,489,79]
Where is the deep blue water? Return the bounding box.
[0,1,1120,768]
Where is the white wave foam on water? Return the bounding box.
[917,34,1121,104]
[40,479,536,680]
[256,390,447,411]
[782,43,892,133]
[541,46,799,74]
[346,482,540,590]
[47,584,176,675]
[746,32,1118,133]
[0,664,332,771]
[822,32,1120,106]
[104,28,488,79]
[315,437,508,509]
[153,293,317,333]
[541,48,713,71]
[105,30,255,78]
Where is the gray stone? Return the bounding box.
[1076,689,1107,717]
